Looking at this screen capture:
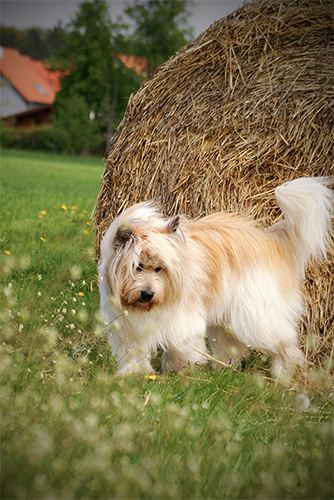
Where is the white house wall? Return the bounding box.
[0,74,31,118]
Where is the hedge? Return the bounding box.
[0,124,104,155]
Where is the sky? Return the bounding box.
[1,1,246,39]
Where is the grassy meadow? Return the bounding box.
[1,149,333,499]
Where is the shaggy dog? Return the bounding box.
[98,177,333,378]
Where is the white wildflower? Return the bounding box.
[295,394,310,411]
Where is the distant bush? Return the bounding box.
[0,123,104,155]
[0,124,14,149]
[1,124,54,152]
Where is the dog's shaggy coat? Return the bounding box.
[98,177,333,377]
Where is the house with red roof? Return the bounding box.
[0,46,147,128]
[0,46,62,127]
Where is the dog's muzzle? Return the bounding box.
[140,290,154,303]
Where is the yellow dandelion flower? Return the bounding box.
[83,210,87,214]
[149,374,157,380]
[84,230,89,235]
[71,206,77,210]
[40,210,46,215]
[86,221,91,226]
[53,206,57,210]
[78,292,84,296]
[40,237,46,242]
[38,215,43,219]
[4,250,11,255]
[61,205,67,210]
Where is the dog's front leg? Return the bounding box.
[110,332,153,375]
[161,337,209,373]
[160,310,209,372]
[161,349,187,373]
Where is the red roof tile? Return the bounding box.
[22,55,62,93]
[118,54,147,76]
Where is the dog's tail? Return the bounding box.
[272,177,333,280]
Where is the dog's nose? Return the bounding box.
[140,290,154,302]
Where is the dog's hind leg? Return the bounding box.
[207,325,247,369]
[228,302,304,380]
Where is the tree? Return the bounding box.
[52,93,101,155]
[0,26,26,53]
[0,25,65,60]
[24,27,50,60]
[125,0,193,74]
[49,0,142,155]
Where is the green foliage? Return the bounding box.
[0,124,55,152]
[0,122,102,155]
[1,150,333,499]
[52,94,102,155]
[125,0,193,73]
[50,0,117,109]
[49,0,141,154]
[0,24,65,60]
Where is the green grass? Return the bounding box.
[1,149,333,499]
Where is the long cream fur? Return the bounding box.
[98,177,333,378]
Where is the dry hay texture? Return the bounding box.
[94,0,334,367]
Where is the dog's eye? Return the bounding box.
[155,267,162,273]
[136,264,143,272]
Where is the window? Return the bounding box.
[34,83,47,96]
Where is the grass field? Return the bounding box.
[1,149,333,499]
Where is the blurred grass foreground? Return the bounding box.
[1,149,333,499]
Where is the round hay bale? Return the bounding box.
[94,0,334,368]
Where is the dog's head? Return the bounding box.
[100,202,183,312]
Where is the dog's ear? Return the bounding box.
[165,215,180,234]
[113,225,133,249]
